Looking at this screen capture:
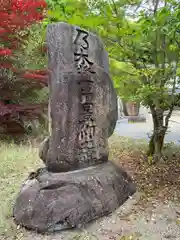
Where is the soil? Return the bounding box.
[17,193,180,240]
[7,150,180,240]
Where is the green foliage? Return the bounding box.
[16,0,180,154]
[106,1,180,107]
[14,23,48,105]
[110,59,141,101]
[19,24,47,71]
[43,0,180,157]
[44,0,180,108]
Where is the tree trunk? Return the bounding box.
[147,106,166,162]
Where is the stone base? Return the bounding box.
[127,115,146,123]
[13,162,136,233]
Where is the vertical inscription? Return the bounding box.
[73,28,94,73]
[73,28,96,164]
[78,77,96,161]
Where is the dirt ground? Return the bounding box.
[12,144,180,240]
[18,192,180,240]
[2,136,180,240]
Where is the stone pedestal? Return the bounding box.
[13,162,135,233]
[128,115,146,123]
[13,22,136,232]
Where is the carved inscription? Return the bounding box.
[73,28,96,164]
[73,28,94,73]
[74,29,89,49]
[77,76,96,163]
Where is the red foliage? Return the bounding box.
[0,0,46,30]
[0,0,48,135]
[0,48,12,56]
[0,0,47,54]
[22,71,48,86]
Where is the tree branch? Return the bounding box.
[164,62,177,128]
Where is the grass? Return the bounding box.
[0,143,41,239]
[0,135,180,239]
[109,135,180,206]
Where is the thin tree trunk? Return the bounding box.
[147,106,166,162]
[147,133,155,156]
[153,126,166,161]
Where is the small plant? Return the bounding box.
[72,231,98,240]
[120,232,142,240]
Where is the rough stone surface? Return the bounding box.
[44,68,117,172]
[46,22,109,72]
[14,194,180,240]
[13,22,136,234]
[42,22,117,172]
[13,162,136,233]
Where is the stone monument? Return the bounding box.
[13,22,136,233]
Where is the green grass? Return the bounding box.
[108,135,148,158]
[0,142,41,238]
[109,134,180,160]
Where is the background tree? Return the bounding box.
[7,0,179,157]
[102,0,180,161]
[46,0,180,161]
[0,0,48,138]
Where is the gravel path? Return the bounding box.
[22,193,180,240]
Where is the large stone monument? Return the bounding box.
[13,22,136,232]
